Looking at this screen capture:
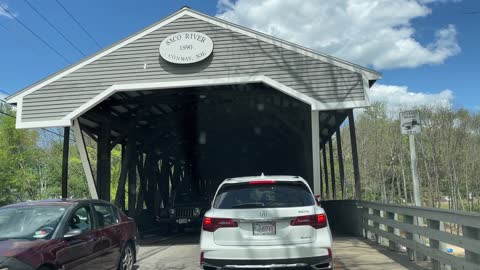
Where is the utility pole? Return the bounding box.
[400,111,426,261]
[409,134,422,207]
[400,111,422,206]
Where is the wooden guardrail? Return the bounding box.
[360,201,480,270]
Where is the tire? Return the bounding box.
[118,243,135,270]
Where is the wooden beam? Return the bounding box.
[322,145,329,200]
[135,153,146,214]
[145,153,157,213]
[311,110,321,195]
[329,138,336,200]
[128,143,137,216]
[336,128,346,199]
[158,160,171,209]
[320,150,324,200]
[348,109,362,200]
[97,118,111,201]
[61,127,70,199]
[114,145,127,208]
[73,120,98,199]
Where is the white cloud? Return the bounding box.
[0,3,14,19]
[369,83,453,111]
[216,0,460,69]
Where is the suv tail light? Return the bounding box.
[202,217,238,232]
[290,214,327,229]
[249,180,276,184]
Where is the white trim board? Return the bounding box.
[14,75,370,129]
[7,7,380,104]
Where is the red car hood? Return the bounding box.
[0,239,43,257]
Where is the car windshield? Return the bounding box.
[0,205,69,240]
[213,182,315,209]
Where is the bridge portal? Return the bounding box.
[6,7,380,221]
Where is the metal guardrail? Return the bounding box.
[360,201,480,270]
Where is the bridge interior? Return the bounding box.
[77,82,351,217]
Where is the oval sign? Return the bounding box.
[159,32,213,64]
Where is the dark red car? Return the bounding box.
[0,199,139,270]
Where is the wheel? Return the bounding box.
[118,243,135,270]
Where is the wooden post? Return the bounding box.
[428,219,441,270]
[404,215,415,261]
[322,145,329,200]
[61,127,70,199]
[387,212,396,251]
[329,138,336,200]
[135,153,146,214]
[128,146,137,217]
[348,110,362,200]
[373,209,381,244]
[362,206,369,239]
[97,120,111,201]
[463,226,480,265]
[320,152,324,200]
[311,110,321,195]
[159,161,171,209]
[145,153,157,213]
[336,128,346,199]
[115,144,129,208]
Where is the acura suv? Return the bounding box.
[200,175,333,270]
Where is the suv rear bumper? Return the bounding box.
[202,256,332,270]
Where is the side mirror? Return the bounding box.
[64,229,82,238]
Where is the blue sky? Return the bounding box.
[0,0,478,110]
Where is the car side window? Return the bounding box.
[65,205,93,234]
[93,204,119,228]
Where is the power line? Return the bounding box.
[54,0,102,49]
[23,0,86,57]
[0,4,71,63]
[0,89,11,96]
[0,100,74,141]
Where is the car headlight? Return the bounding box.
[169,208,175,215]
[193,208,201,216]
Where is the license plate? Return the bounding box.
[178,219,188,224]
[253,222,276,236]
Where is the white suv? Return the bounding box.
[200,175,333,270]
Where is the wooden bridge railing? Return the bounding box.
[361,201,480,270]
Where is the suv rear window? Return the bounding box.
[213,182,315,209]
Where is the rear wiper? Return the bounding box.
[231,203,265,209]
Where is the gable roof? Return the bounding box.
[7,7,381,104]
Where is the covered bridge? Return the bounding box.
[7,7,380,217]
